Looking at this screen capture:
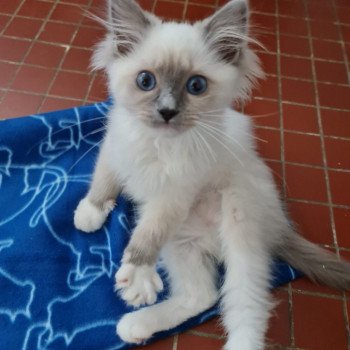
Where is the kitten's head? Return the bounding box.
[93,0,263,134]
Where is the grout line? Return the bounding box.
[37,0,96,113]
[186,330,224,340]
[330,6,350,349]
[172,334,178,350]
[291,287,346,300]
[331,0,350,85]
[182,0,189,21]
[1,48,350,86]
[152,0,158,13]
[275,2,294,348]
[0,0,61,108]
[275,0,286,199]
[304,4,350,350]
[0,0,27,105]
[253,96,350,113]
[303,0,339,253]
[0,0,26,36]
[256,124,350,143]
[287,283,295,347]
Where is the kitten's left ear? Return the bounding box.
[91,0,159,70]
[201,0,249,64]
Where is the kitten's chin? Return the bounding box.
[145,120,190,136]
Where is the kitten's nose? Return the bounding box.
[158,108,179,122]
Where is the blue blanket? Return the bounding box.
[0,102,300,350]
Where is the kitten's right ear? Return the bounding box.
[91,0,158,69]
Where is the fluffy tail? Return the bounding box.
[277,233,350,291]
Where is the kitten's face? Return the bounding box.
[108,23,238,134]
[93,0,262,136]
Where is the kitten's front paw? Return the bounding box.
[115,263,163,307]
[74,197,115,233]
[116,312,153,344]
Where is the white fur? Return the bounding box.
[115,262,163,307]
[74,1,286,349]
[74,197,115,233]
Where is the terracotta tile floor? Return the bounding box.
[1,0,349,349]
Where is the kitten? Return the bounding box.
[74,1,350,349]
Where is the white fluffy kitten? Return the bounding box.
[74,1,350,349]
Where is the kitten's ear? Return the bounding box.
[107,0,155,56]
[91,0,157,69]
[201,0,249,64]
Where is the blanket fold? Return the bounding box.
[0,102,300,350]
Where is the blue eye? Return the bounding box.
[186,75,207,95]
[136,71,156,91]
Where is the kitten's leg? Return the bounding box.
[115,195,193,307]
[74,144,120,233]
[117,235,218,344]
[219,189,273,350]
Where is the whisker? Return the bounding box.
[197,125,244,167]
[26,117,107,155]
[247,112,279,119]
[197,121,248,155]
[192,128,217,163]
[67,141,102,174]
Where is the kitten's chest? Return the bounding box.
[108,134,205,201]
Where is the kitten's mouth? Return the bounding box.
[147,119,191,133]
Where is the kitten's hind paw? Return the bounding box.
[74,197,114,233]
[115,263,163,307]
[116,312,153,344]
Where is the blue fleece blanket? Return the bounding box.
[0,102,300,350]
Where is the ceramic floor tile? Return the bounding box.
[282,103,319,133]
[0,1,350,349]
[0,37,31,61]
[0,62,19,89]
[293,293,348,350]
[0,91,43,119]
[282,78,315,105]
[4,17,43,39]
[0,0,22,15]
[325,138,350,170]
[130,337,174,350]
[321,109,350,138]
[315,60,349,84]
[328,170,350,206]
[333,207,350,249]
[279,35,311,57]
[291,276,342,297]
[255,128,281,161]
[312,39,344,61]
[49,71,91,99]
[39,96,83,114]
[280,56,313,80]
[10,65,55,94]
[154,1,185,21]
[185,4,215,22]
[177,333,225,350]
[244,98,280,128]
[62,47,92,72]
[318,83,350,110]
[285,164,328,202]
[286,200,333,245]
[284,132,323,166]
[49,3,86,23]
[266,289,291,347]
[39,21,77,44]
[24,42,67,68]
[18,0,54,19]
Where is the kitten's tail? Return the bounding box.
[277,232,350,291]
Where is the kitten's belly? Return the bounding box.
[169,188,222,259]
[192,188,221,230]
